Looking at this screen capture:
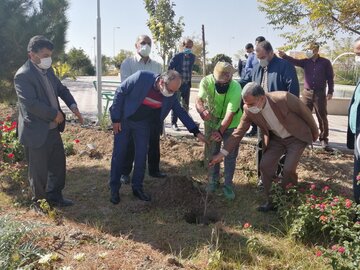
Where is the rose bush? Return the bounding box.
[272,181,360,269]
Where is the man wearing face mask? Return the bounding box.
[279,42,334,151]
[109,70,206,204]
[119,35,164,184]
[240,40,300,188]
[196,62,242,200]
[168,38,196,131]
[210,82,318,212]
[347,37,360,204]
[14,35,84,207]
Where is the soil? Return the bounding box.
[0,104,354,269]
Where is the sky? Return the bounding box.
[65,0,301,63]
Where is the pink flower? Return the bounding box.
[322,186,330,192]
[345,199,352,209]
[310,194,317,200]
[357,174,360,182]
[243,223,251,229]
[319,215,327,223]
[337,246,345,254]
[331,245,338,251]
[333,197,340,203]
[315,250,322,257]
[7,153,14,159]
[310,184,316,190]
[74,139,80,144]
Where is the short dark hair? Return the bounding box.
[255,36,266,43]
[245,43,254,50]
[27,35,54,53]
[242,82,265,98]
[257,40,273,53]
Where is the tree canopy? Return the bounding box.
[144,0,184,68]
[258,0,360,47]
[0,0,69,83]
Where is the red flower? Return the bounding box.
[74,139,80,144]
[357,174,360,182]
[345,199,352,209]
[285,183,294,189]
[310,194,317,200]
[315,250,322,257]
[243,223,251,229]
[5,115,11,121]
[337,246,345,254]
[7,153,14,159]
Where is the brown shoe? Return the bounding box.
[321,141,333,152]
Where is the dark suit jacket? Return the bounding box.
[14,60,76,148]
[168,52,195,80]
[240,55,300,97]
[347,80,360,149]
[110,70,198,133]
[224,92,318,153]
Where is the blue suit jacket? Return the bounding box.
[14,60,76,148]
[347,80,360,149]
[168,52,195,77]
[240,55,300,97]
[110,71,198,133]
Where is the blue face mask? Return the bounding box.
[183,48,192,54]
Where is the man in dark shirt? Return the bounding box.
[279,42,334,151]
[168,39,196,131]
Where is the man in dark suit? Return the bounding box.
[109,70,206,204]
[14,35,83,207]
[210,82,318,212]
[168,38,196,131]
[347,37,360,204]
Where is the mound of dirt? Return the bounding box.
[150,175,205,209]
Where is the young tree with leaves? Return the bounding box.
[144,0,184,68]
[258,0,360,47]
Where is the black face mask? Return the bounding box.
[215,82,230,94]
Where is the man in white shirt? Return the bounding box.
[119,35,165,183]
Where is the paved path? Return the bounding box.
[61,76,352,153]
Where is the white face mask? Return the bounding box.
[306,50,314,59]
[138,44,151,57]
[160,85,174,97]
[247,98,263,114]
[248,106,262,114]
[259,58,269,68]
[37,56,52,69]
[355,55,360,64]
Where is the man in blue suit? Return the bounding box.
[14,35,83,207]
[109,70,206,204]
[347,37,360,204]
[168,39,196,131]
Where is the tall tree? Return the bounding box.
[0,0,69,83]
[66,47,94,76]
[112,49,134,69]
[144,0,184,68]
[258,0,360,47]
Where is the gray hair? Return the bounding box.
[256,40,273,53]
[242,82,265,98]
[161,70,182,84]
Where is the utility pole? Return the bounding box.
[202,24,206,77]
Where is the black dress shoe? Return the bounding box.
[149,171,167,178]
[133,189,151,201]
[257,202,277,212]
[48,198,74,207]
[110,191,120,204]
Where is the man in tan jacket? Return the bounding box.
[210,82,319,212]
